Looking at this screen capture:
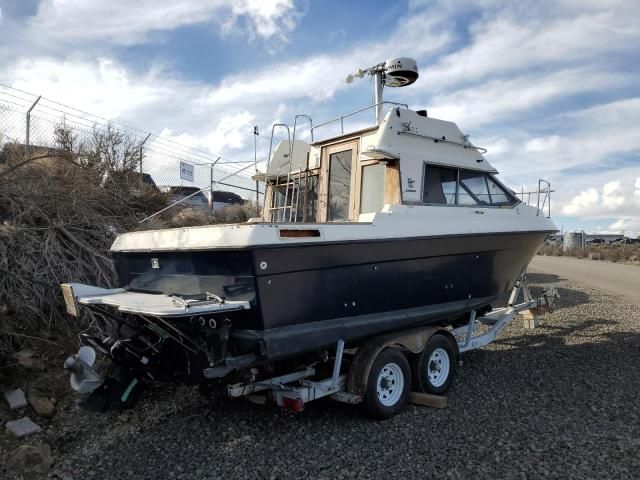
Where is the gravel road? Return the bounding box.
[531,255,640,305]
[3,272,640,479]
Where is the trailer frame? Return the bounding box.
[224,273,558,413]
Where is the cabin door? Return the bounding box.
[318,140,360,222]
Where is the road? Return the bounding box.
[530,255,640,305]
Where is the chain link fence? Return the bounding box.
[0,84,263,212]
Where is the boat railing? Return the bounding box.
[262,102,408,223]
[516,179,552,218]
[311,101,409,141]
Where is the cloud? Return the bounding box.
[16,0,304,47]
[223,0,303,45]
[480,98,640,192]
[562,178,640,218]
[158,111,256,153]
[420,0,640,91]
[426,68,631,128]
[563,188,599,216]
[6,57,179,120]
[608,217,640,236]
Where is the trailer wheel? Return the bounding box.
[364,348,411,419]
[412,334,457,395]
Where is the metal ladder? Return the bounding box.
[265,115,313,223]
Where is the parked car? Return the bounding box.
[163,186,209,209]
[207,190,244,210]
[102,170,159,195]
[616,237,640,245]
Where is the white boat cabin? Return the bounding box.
[259,106,517,224]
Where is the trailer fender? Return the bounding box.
[347,326,454,397]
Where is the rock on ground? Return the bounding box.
[5,443,53,475]
[28,396,57,419]
[5,417,42,438]
[13,349,46,371]
[4,388,27,410]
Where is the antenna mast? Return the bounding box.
[345,58,419,125]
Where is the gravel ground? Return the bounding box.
[2,272,640,479]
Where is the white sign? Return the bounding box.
[179,161,194,182]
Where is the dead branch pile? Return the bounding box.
[0,123,259,369]
[142,202,261,230]
[0,125,167,360]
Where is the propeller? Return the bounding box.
[64,346,104,393]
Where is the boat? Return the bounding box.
[61,57,556,410]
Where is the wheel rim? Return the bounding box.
[427,347,450,388]
[376,362,404,407]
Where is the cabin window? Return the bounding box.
[328,150,352,221]
[486,175,512,204]
[458,170,491,205]
[360,164,386,213]
[295,174,319,222]
[422,165,457,205]
[422,163,516,207]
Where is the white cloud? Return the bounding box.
[420,1,640,91]
[426,68,630,128]
[562,179,640,218]
[563,188,599,216]
[602,180,625,209]
[607,218,640,237]
[20,0,304,47]
[159,111,255,153]
[523,136,561,154]
[223,0,302,45]
[486,98,640,189]
[7,57,177,120]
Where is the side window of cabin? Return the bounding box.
[485,175,514,205]
[422,165,457,204]
[458,170,490,205]
[422,163,517,207]
[360,164,386,213]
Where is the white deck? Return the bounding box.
[111,203,555,252]
[66,283,250,317]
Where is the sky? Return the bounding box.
[0,0,639,235]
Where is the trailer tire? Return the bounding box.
[364,348,411,419]
[412,334,457,395]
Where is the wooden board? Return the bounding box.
[409,392,447,409]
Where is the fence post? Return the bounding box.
[210,156,221,211]
[25,96,41,160]
[138,133,151,194]
[254,125,259,206]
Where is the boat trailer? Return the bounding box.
[224,274,558,414]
